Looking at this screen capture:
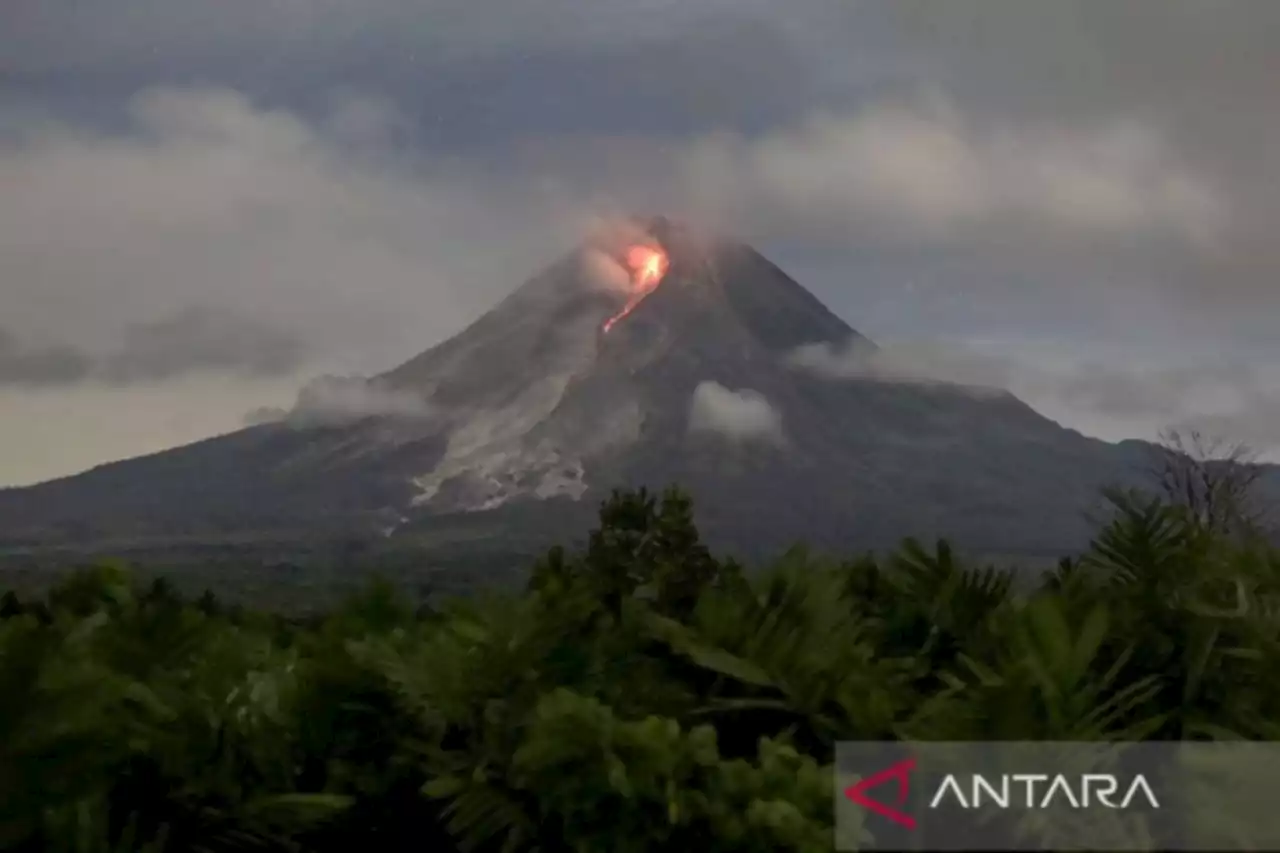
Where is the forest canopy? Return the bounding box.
[2,483,1280,852]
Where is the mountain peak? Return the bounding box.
[0,219,1155,561]
[356,217,878,516]
[381,216,861,393]
[586,214,861,348]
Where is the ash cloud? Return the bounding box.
[689,382,783,442]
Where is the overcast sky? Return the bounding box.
[2,0,1278,485]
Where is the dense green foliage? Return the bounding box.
[2,485,1280,852]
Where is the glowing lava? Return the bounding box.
[602,244,670,333]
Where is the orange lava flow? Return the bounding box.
[602,244,669,333]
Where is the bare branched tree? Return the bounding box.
[1146,427,1271,538]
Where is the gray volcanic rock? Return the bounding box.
[0,216,1234,562]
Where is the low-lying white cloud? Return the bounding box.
[789,338,1013,395]
[253,375,433,427]
[790,336,1280,454]
[689,381,783,442]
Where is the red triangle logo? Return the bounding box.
[843,756,917,829]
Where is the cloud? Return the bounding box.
[242,405,289,427]
[1049,362,1258,421]
[0,308,306,387]
[676,101,1225,247]
[790,336,1280,452]
[576,217,672,295]
[579,248,634,294]
[0,82,1240,394]
[0,329,93,387]
[1,7,1274,482]
[689,381,783,442]
[883,2,1280,123]
[283,375,433,426]
[106,307,306,382]
[0,0,781,75]
[1185,397,1280,455]
[0,86,585,384]
[875,1,1280,315]
[788,338,1014,395]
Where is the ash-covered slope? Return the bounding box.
[0,216,1159,558]
[372,216,874,520]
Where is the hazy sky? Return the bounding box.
[2,0,1279,485]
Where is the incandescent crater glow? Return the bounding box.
[602,244,669,333]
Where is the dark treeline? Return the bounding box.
[3,483,1280,852]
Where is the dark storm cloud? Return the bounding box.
[0,0,824,146]
[1,0,785,73]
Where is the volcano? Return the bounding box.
[0,216,1169,565]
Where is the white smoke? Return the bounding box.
[576,215,667,295]
[689,381,783,442]
[579,248,633,294]
[256,375,434,426]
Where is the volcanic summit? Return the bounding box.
[0,217,1154,562]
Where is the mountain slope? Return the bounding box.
[0,216,1226,560]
